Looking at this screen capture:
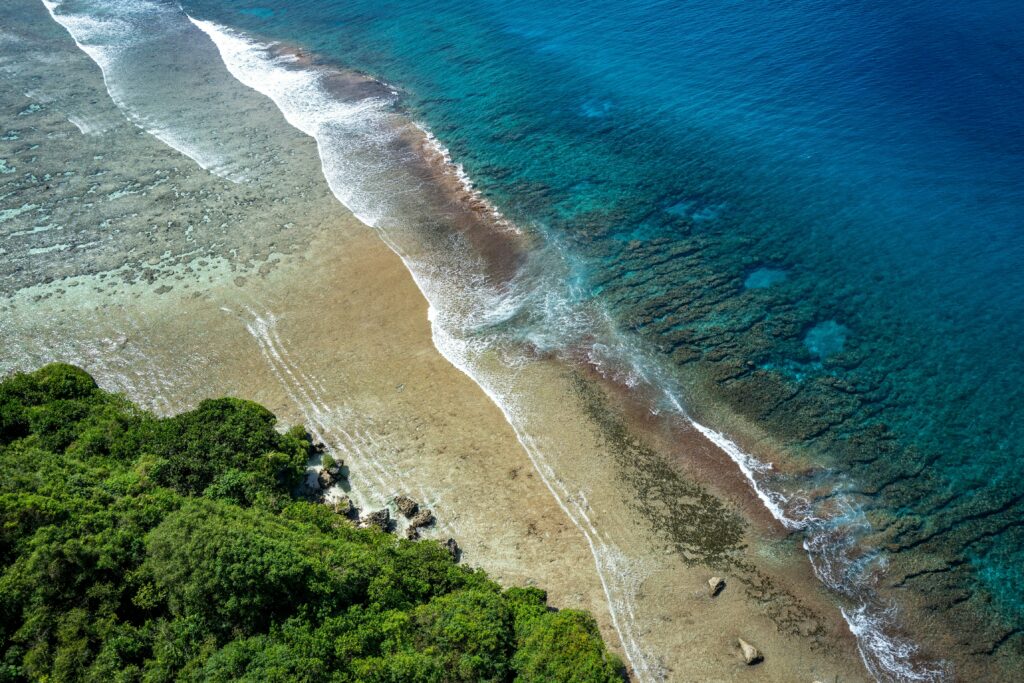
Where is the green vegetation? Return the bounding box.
[0,364,625,682]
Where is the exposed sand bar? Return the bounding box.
[1,0,870,680]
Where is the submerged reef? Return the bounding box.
[561,205,1024,674]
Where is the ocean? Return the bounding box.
[23,0,1024,679]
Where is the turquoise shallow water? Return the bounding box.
[31,0,1024,677]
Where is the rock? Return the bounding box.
[395,495,419,518]
[442,538,461,562]
[409,508,435,529]
[317,468,334,490]
[708,576,726,596]
[737,638,762,665]
[321,451,344,478]
[331,496,352,517]
[405,526,420,541]
[358,508,390,532]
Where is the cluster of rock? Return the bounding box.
[304,456,459,562]
[358,508,390,532]
[706,576,763,666]
[317,456,344,490]
[394,494,436,540]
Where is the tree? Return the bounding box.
[0,365,625,682]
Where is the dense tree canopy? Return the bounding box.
[0,364,625,682]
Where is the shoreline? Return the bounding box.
[1,3,875,678]
[229,27,980,681]
[1,0,986,679]
[180,18,879,680]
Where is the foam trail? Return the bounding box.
[688,417,796,527]
[66,113,109,136]
[40,0,253,181]
[657,386,944,680]
[189,16,396,217]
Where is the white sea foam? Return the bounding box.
[414,122,521,234]
[41,0,245,180]
[190,17,403,226]
[664,387,944,680]
[844,604,947,682]
[66,113,109,136]
[687,417,796,526]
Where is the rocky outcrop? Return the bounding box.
[317,455,345,490]
[409,508,435,529]
[737,638,762,665]
[324,458,344,478]
[358,508,391,532]
[708,576,725,596]
[331,495,352,517]
[442,538,461,562]
[315,472,458,564]
[395,495,419,518]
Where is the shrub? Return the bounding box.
[147,397,309,495]
[0,365,625,682]
[512,609,625,682]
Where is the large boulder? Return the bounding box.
[409,508,435,529]
[331,495,352,517]
[737,638,762,665]
[395,495,419,518]
[442,538,461,562]
[358,508,391,532]
[317,468,334,490]
[708,576,726,596]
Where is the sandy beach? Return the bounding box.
[0,1,878,679]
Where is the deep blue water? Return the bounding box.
[180,0,1024,664]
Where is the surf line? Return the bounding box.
[40,0,243,181]
[660,389,944,682]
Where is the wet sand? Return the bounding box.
[0,1,871,680]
